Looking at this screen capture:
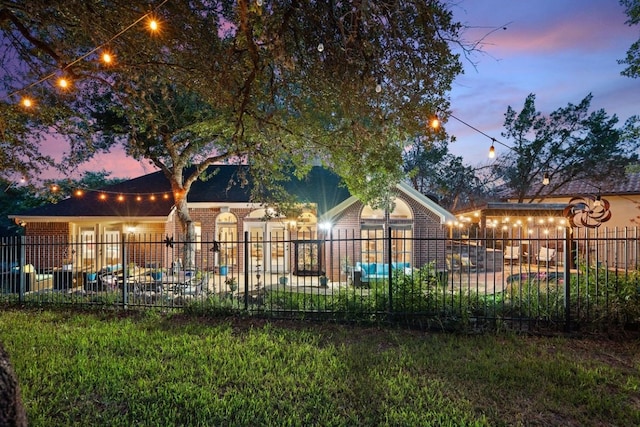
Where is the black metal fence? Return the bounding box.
[1,227,639,331]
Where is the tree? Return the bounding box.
[1,1,467,267]
[494,93,640,203]
[403,136,492,211]
[620,0,640,78]
[0,102,57,182]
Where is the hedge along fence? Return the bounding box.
[1,230,640,332]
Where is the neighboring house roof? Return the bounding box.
[507,171,640,201]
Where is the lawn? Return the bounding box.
[1,307,639,426]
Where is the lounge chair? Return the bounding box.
[536,247,556,266]
[446,254,477,273]
[503,246,520,265]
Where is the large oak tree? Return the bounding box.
[1,0,467,265]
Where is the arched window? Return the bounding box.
[360,198,414,264]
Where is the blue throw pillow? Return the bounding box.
[378,264,389,275]
[362,263,376,274]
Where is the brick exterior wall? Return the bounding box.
[21,190,449,279]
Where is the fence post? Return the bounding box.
[244,231,249,311]
[387,226,393,313]
[121,234,128,308]
[19,236,25,303]
[563,227,572,332]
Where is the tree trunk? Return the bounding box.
[174,189,196,270]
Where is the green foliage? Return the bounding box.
[620,0,640,78]
[1,0,465,215]
[495,93,640,202]
[2,308,640,426]
[403,137,492,210]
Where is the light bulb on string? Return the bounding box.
[117,194,125,202]
[594,194,603,207]
[256,0,263,5]
[542,172,550,186]
[99,193,108,201]
[57,77,70,90]
[317,43,324,53]
[429,116,440,130]
[101,51,114,65]
[488,140,496,158]
[148,18,160,32]
[21,97,33,108]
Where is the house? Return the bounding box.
[9,165,456,281]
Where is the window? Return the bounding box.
[216,213,238,267]
[194,222,202,251]
[360,198,414,264]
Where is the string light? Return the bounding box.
[489,140,495,158]
[101,52,114,64]
[317,43,324,52]
[21,97,33,108]
[542,172,550,186]
[429,116,440,129]
[148,18,160,32]
[62,184,176,203]
[4,0,171,105]
[57,77,70,89]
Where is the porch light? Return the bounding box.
[319,221,332,231]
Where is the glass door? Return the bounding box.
[266,225,288,273]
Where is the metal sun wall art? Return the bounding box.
[563,195,612,229]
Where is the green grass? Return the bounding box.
[1,308,639,426]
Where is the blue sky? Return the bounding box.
[446,0,640,165]
[45,0,640,180]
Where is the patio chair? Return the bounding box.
[536,247,556,266]
[446,254,477,273]
[503,246,520,265]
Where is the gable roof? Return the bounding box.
[11,165,456,225]
[11,165,352,220]
[321,181,456,225]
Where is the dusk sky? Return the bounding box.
[447,0,639,164]
[46,0,640,179]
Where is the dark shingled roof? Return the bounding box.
[14,165,352,218]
